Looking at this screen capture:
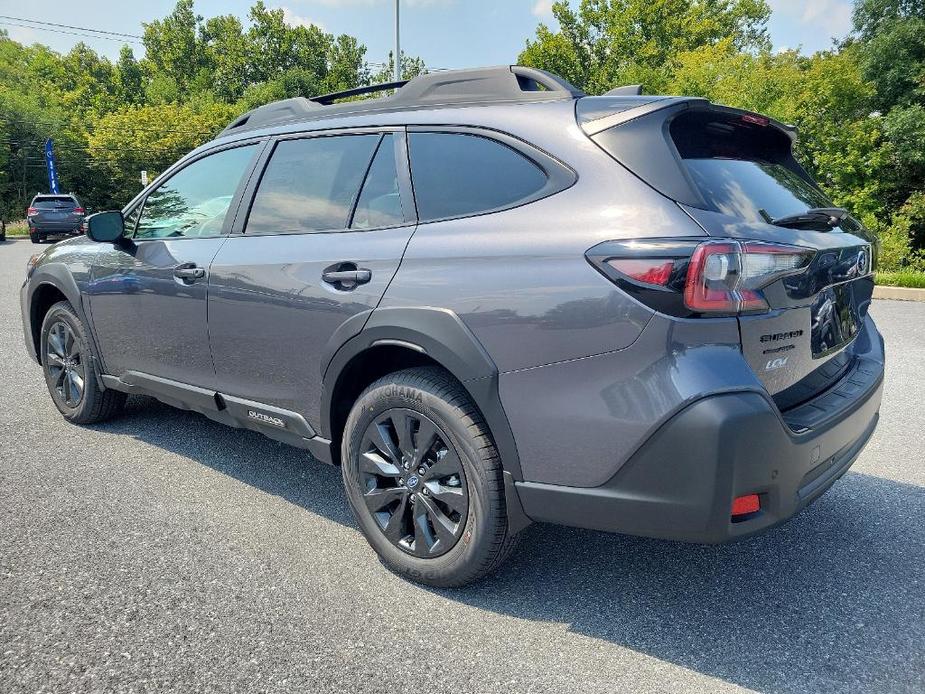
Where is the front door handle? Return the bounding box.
[322,264,372,289]
[174,263,206,282]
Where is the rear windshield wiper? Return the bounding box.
[761,207,849,230]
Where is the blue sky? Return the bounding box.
[0,0,855,68]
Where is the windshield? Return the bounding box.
[684,158,833,223]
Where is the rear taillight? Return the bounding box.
[73,207,85,214]
[684,240,814,314]
[606,258,674,286]
[27,207,37,216]
[586,238,815,317]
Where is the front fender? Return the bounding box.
[25,263,105,382]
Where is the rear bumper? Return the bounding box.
[28,221,82,234]
[515,317,884,544]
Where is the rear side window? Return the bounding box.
[408,133,547,221]
[670,111,832,223]
[247,134,380,234]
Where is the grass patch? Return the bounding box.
[4,219,29,237]
[876,271,925,288]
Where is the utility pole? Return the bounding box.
[394,0,401,82]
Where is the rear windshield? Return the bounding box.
[33,196,76,209]
[670,111,832,223]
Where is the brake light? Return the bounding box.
[73,207,85,214]
[606,258,674,286]
[27,207,37,216]
[741,113,769,126]
[586,237,815,317]
[684,240,814,314]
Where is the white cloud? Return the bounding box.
[3,25,41,46]
[531,0,554,17]
[800,0,852,33]
[766,0,853,43]
[281,6,325,30]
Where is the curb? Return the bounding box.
[873,286,925,302]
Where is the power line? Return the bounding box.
[0,20,142,45]
[0,15,142,39]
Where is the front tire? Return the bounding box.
[39,301,126,424]
[342,367,518,587]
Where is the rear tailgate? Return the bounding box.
[31,196,82,229]
[582,97,877,403]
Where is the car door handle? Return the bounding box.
[174,264,206,281]
[322,267,372,286]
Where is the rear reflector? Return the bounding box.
[731,494,761,517]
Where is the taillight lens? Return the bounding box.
[586,237,815,317]
[27,207,38,216]
[73,207,85,214]
[606,258,674,286]
[684,240,814,314]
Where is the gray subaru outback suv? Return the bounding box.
[21,67,884,586]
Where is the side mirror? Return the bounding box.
[86,211,125,242]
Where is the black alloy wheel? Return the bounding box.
[358,408,469,558]
[44,320,86,409]
[39,301,126,424]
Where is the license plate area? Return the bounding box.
[810,280,866,358]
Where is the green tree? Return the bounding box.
[142,0,203,100]
[115,46,145,106]
[520,0,771,93]
[87,101,237,207]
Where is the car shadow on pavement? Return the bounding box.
[101,396,925,694]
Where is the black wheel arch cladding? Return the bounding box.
[321,306,525,482]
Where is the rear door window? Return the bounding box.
[246,134,380,234]
[408,133,548,221]
[350,134,404,230]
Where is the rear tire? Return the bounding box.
[342,367,518,587]
[39,301,126,424]
[29,231,39,244]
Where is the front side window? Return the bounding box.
[246,134,381,234]
[408,132,548,222]
[134,144,257,240]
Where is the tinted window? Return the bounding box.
[351,135,404,229]
[408,133,547,221]
[247,134,380,234]
[683,159,832,222]
[33,196,76,209]
[135,145,257,239]
[670,111,833,223]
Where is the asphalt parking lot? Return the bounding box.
[1,237,923,693]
